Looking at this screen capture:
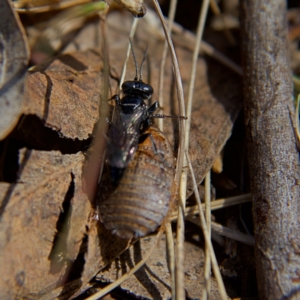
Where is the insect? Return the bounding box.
[105,43,167,179]
[99,124,175,239]
[98,42,184,239]
[105,72,155,171]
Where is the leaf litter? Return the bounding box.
[0,150,89,299]
[96,235,223,300]
[0,3,245,300]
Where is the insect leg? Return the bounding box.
[152,113,187,120]
[111,94,121,106]
[147,101,159,114]
[106,118,112,126]
[147,102,187,119]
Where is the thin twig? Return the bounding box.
[241,1,300,297]
[187,217,255,246]
[177,0,210,297]
[150,2,186,298]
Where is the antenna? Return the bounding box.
[129,38,139,81]
[139,45,148,82]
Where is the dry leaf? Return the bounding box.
[23,51,103,140]
[97,234,223,299]
[0,150,90,299]
[0,0,29,140]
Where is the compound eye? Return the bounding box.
[122,81,136,93]
[142,84,153,95]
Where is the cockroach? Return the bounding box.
[98,41,185,239]
[99,124,175,240]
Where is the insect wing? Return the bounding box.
[99,125,175,240]
[106,105,145,168]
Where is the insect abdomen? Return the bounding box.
[99,125,175,240]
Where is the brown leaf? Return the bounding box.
[0,150,90,299]
[0,0,29,140]
[97,234,223,299]
[23,51,103,140]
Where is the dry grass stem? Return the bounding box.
[151,0,186,181]
[150,2,186,298]
[177,1,209,296]
[157,0,177,285]
[203,171,211,300]
[186,152,227,300]
[170,193,252,221]
[165,223,176,300]
[157,0,177,131]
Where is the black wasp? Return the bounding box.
[105,42,167,180]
